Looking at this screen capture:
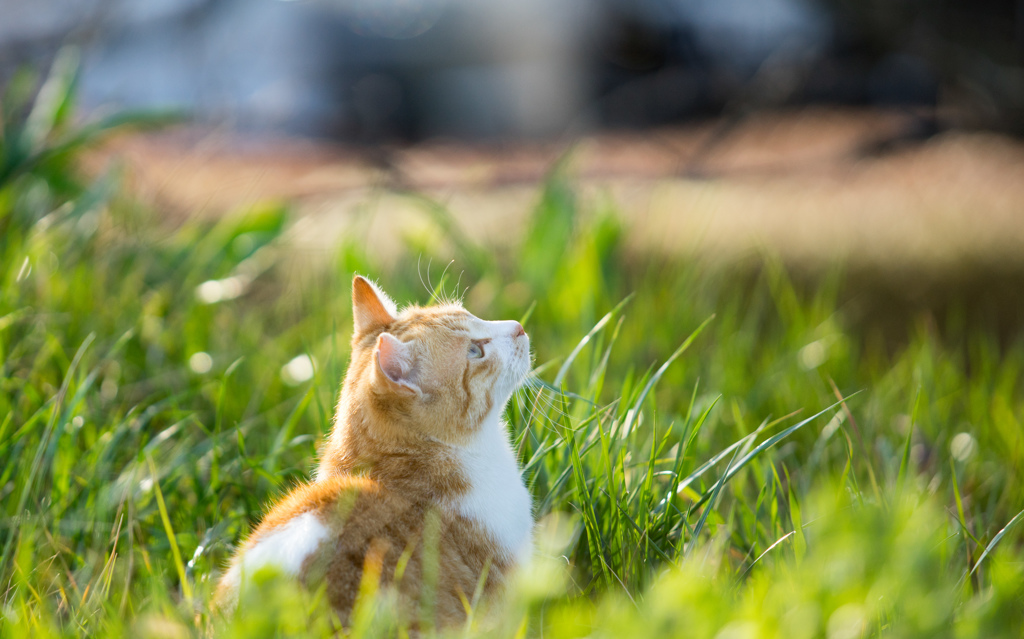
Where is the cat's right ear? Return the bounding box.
[352,275,398,336]
[375,333,420,395]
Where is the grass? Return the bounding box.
[3,60,1024,637]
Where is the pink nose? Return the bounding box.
[512,322,526,338]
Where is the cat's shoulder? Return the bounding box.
[255,475,376,532]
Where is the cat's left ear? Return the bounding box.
[352,275,398,336]
[375,333,421,395]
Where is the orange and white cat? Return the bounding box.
[216,276,534,627]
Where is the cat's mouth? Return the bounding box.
[507,337,533,389]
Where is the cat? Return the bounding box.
[216,275,534,629]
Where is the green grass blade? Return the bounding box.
[689,396,854,510]
[0,332,94,577]
[554,294,633,387]
[896,387,921,493]
[619,315,714,438]
[146,456,192,602]
[685,446,739,559]
[968,507,1024,578]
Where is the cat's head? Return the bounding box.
[347,275,530,443]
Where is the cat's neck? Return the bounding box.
[316,391,471,499]
[449,408,534,562]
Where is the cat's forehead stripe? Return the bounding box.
[389,308,472,337]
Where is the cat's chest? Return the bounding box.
[452,420,533,564]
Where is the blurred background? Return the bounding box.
[4,0,1019,136]
[5,0,1022,138]
[3,0,1024,331]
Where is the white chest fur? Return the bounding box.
[453,413,534,564]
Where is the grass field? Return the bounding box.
[3,66,1024,637]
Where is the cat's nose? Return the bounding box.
[511,322,526,338]
[493,319,527,338]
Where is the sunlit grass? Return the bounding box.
[3,60,1024,637]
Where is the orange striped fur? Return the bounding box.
[216,276,534,628]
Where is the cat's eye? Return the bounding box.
[468,342,485,359]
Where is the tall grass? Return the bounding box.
[2,62,1024,637]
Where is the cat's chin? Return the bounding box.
[501,353,532,397]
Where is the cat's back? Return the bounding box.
[217,473,509,622]
[215,475,376,609]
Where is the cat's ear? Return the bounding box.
[375,333,420,395]
[352,275,398,336]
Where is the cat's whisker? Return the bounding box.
[515,389,558,435]
[527,376,585,423]
[454,270,466,304]
[512,388,534,425]
[524,383,546,421]
[424,256,441,304]
[417,254,433,302]
[514,384,559,430]
[438,260,455,303]
[522,381,573,426]
[513,383,542,426]
[530,394,573,422]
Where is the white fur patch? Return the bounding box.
[221,511,329,601]
[453,411,534,563]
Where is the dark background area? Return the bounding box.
[2,0,1023,141]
